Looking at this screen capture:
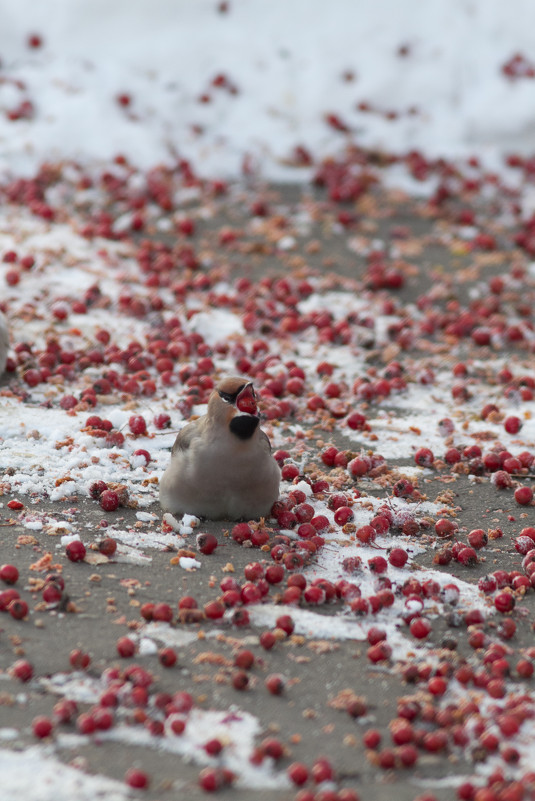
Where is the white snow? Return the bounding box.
[0,747,129,801]
[0,0,534,181]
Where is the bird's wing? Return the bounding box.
[259,429,272,452]
[171,420,202,455]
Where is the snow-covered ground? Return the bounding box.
[1,0,535,180]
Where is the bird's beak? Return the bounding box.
[236,383,257,415]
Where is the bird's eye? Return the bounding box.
[217,384,246,404]
[218,391,235,404]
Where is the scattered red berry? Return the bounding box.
[414,447,434,467]
[116,636,136,657]
[196,532,218,554]
[32,716,53,738]
[10,659,33,682]
[99,490,120,511]
[125,768,149,790]
[69,649,91,670]
[65,540,86,562]
[265,673,285,695]
[0,564,19,584]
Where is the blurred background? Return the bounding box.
[0,0,534,180]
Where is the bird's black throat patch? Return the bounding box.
[229,415,259,440]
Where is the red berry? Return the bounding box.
[128,414,147,435]
[410,617,432,639]
[363,728,382,749]
[515,486,533,505]
[0,564,19,584]
[10,659,33,682]
[168,715,186,735]
[427,676,448,696]
[69,649,91,670]
[265,673,285,695]
[504,416,522,434]
[368,555,388,574]
[276,614,295,635]
[281,463,299,481]
[65,540,86,562]
[98,537,117,556]
[287,762,309,786]
[152,602,173,622]
[231,670,249,690]
[99,490,119,511]
[198,767,224,792]
[234,649,255,669]
[76,712,96,735]
[5,269,20,286]
[117,93,132,108]
[32,716,53,738]
[53,698,78,723]
[265,564,284,584]
[89,480,108,499]
[204,600,225,619]
[517,658,534,678]
[196,532,218,554]
[356,525,376,544]
[414,447,434,467]
[42,582,63,604]
[125,768,150,790]
[456,546,478,567]
[493,469,514,489]
[27,34,43,48]
[347,411,368,430]
[393,479,414,498]
[367,642,392,663]
[334,506,354,525]
[445,447,461,464]
[311,757,334,783]
[116,636,136,657]
[154,413,171,429]
[467,529,488,549]
[348,456,370,477]
[159,647,177,668]
[231,522,252,543]
[140,602,155,621]
[495,591,515,613]
[93,707,114,730]
[204,738,223,756]
[434,518,457,538]
[388,548,408,568]
[260,631,276,650]
[133,448,151,465]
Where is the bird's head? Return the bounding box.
[208,376,260,439]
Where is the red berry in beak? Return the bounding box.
[236,384,257,415]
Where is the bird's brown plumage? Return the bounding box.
[159,377,280,520]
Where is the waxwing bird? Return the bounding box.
[159,377,280,520]
[0,311,8,376]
